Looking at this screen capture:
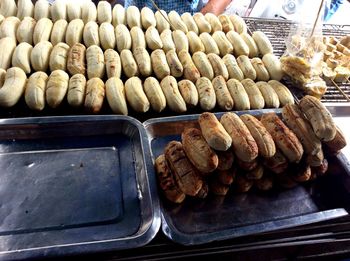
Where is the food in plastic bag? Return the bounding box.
[281,0,328,98]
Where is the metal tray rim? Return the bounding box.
[0,115,161,260]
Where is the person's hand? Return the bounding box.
[201,0,232,16]
[201,1,221,15]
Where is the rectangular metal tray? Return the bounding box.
[144,109,349,245]
[0,115,160,260]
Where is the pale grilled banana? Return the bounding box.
[143,76,166,113]
[105,77,128,115]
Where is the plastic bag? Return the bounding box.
[281,0,327,98]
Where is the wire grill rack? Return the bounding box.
[245,17,350,103]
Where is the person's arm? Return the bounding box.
[200,0,232,15]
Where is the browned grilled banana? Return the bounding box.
[84,77,105,114]
[216,150,234,171]
[154,154,186,204]
[324,125,347,154]
[198,112,232,151]
[105,49,121,79]
[67,74,86,108]
[261,112,304,163]
[299,95,337,142]
[282,103,322,156]
[182,128,218,173]
[240,114,276,158]
[263,149,288,174]
[164,141,203,196]
[220,112,258,162]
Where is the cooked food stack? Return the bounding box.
[322,35,350,83]
[0,0,290,114]
[155,95,346,203]
[280,36,328,99]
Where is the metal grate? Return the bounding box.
[245,17,350,103]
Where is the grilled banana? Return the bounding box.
[282,103,322,155]
[195,77,216,111]
[105,77,128,115]
[198,112,232,151]
[299,95,337,142]
[143,76,166,113]
[241,78,265,109]
[125,76,150,113]
[226,79,250,110]
[261,112,304,163]
[240,114,276,158]
[160,75,187,113]
[220,112,258,162]
[255,81,280,108]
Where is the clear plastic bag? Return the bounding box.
[281,0,327,98]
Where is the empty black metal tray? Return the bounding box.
[0,115,160,260]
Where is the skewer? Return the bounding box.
[150,0,176,30]
[331,78,350,102]
[310,0,325,37]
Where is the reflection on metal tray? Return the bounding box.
[0,116,160,260]
[144,110,348,245]
[245,17,350,103]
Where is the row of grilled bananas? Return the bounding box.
[155,96,346,203]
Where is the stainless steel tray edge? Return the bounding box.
[0,115,161,260]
